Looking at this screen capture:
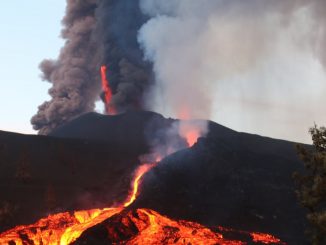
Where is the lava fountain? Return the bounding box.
[100,65,115,114]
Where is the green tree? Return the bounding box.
[294,125,326,244]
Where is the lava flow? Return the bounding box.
[121,209,226,244]
[0,163,155,245]
[0,130,286,244]
[100,65,115,114]
[123,163,156,207]
[71,209,286,244]
[0,163,286,245]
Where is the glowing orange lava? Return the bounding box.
[178,120,202,147]
[123,163,156,207]
[0,162,155,245]
[217,226,286,245]
[127,209,224,244]
[0,137,286,245]
[91,208,284,245]
[251,232,285,244]
[177,108,203,147]
[185,130,200,147]
[100,65,116,114]
[0,208,122,245]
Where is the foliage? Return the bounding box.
[294,125,326,244]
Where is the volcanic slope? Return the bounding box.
[0,110,307,243]
[49,110,310,244]
[0,129,143,233]
[50,110,308,243]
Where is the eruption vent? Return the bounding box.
[100,65,115,114]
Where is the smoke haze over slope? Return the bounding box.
[138,0,326,143]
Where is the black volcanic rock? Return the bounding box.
[133,122,308,244]
[0,130,142,232]
[0,111,309,243]
[50,110,177,156]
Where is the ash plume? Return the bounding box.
[32,0,326,142]
[31,0,100,135]
[95,0,152,112]
[32,0,152,134]
[138,0,326,142]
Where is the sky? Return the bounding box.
[0,1,65,134]
[0,1,324,144]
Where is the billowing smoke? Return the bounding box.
[138,0,326,143]
[32,0,152,134]
[32,0,326,142]
[95,0,152,112]
[31,0,100,135]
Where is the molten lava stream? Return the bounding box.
[177,108,204,147]
[126,209,224,245]
[0,139,286,244]
[100,65,116,115]
[0,208,122,245]
[0,163,155,245]
[251,232,285,244]
[123,163,156,207]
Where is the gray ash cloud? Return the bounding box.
[31,0,100,135]
[32,0,326,138]
[96,0,152,112]
[31,0,152,134]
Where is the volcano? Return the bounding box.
[0,111,308,244]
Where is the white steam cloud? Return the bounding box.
[138,0,326,143]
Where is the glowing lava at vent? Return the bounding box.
[100,65,115,114]
[128,209,224,244]
[177,108,208,147]
[184,129,200,147]
[178,120,205,147]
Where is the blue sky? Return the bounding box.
[0,1,65,134]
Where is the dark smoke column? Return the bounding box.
[32,0,154,134]
[31,0,100,135]
[96,0,152,112]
